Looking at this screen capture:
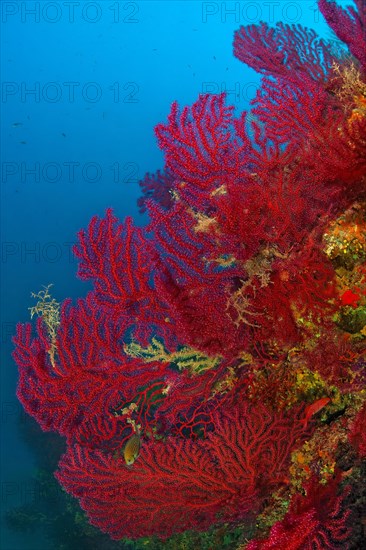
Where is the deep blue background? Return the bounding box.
[1,1,334,548]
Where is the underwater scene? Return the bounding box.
[1,0,366,549]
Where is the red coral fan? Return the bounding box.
[348,402,366,458]
[301,329,366,388]
[12,0,366,543]
[149,91,344,355]
[234,6,366,194]
[318,0,366,74]
[13,294,170,449]
[234,22,335,82]
[56,400,309,539]
[13,289,225,448]
[247,476,351,549]
[137,169,175,213]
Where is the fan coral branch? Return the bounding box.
[56,401,309,539]
[318,0,366,74]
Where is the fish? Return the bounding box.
[123,430,141,466]
[12,122,23,127]
[301,397,331,428]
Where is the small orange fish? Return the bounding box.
[300,397,331,428]
[123,431,141,466]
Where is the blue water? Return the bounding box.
[1,2,331,548]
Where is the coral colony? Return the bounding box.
[13,0,365,547]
